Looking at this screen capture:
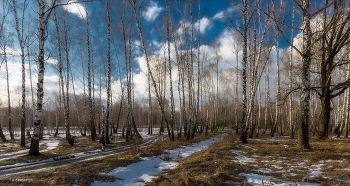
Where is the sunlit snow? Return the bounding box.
[91,133,227,186]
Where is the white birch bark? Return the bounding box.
[85,7,96,141]
[343,61,350,138]
[187,0,195,139]
[289,4,295,139]
[29,0,46,155]
[166,0,175,141]
[63,19,71,140]
[298,0,311,149]
[240,0,249,143]
[130,0,169,140]
[12,0,28,146]
[197,0,201,134]
[105,0,111,144]
[235,42,239,134]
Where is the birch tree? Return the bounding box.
[11,0,29,146]
[120,0,142,141]
[63,17,71,141]
[130,0,172,140]
[296,0,312,149]
[289,4,295,139]
[28,0,49,155]
[0,99,7,142]
[271,0,281,137]
[3,34,14,140]
[104,0,111,145]
[85,5,96,141]
[29,0,93,155]
[0,0,13,140]
[166,0,175,141]
[240,0,249,143]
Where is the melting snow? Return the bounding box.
[239,173,322,186]
[91,133,227,186]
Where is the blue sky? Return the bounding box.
[0,0,302,107]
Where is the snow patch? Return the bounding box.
[239,173,322,186]
[91,133,227,186]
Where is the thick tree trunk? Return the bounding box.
[317,96,331,140]
[297,0,311,150]
[29,0,46,156]
[0,126,7,142]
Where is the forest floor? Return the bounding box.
[0,130,350,185]
[146,133,350,186]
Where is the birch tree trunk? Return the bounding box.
[196,0,201,138]
[344,62,350,138]
[186,0,195,140]
[166,0,175,141]
[235,42,239,134]
[272,27,280,138]
[63,19,71,140]
[29,0,46,155]
[86,7,96,141]
[130,0,168,140]
[4,37,14,140]
[240,0,249,143]
[0,0,7,142]
[289,4,295,139]
[12,0,28,146]
[28,41,35,128]
[105,0,111,144]
[298,0,311,149]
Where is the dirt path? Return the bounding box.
[0,135,166,178]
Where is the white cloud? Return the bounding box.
[195,17,212,34]
[213,11,225,20]
[0,59,59,107]
[46,57,58,65]
[142,0,163,22]
[0,46,21,56]
[213,7,234,20]
[62,0,87,19]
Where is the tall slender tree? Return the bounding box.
[85,5,96,141]
[240,0,249,143]
[104,0,111,144]
[11,0,29,146]
[166,0,175,141]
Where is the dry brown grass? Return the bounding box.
[146,133,350,186]
[0,140,27,152]
[0,132,223,186]
[2,132,349,185]
[0,135,130,166]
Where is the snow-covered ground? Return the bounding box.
[0,135,62,162]
[91,133,228,186]
[0,129,162,164]
[0,132,165,172]
[230,138,350,185]
[90,134,349,186]
[238,173,322,186]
